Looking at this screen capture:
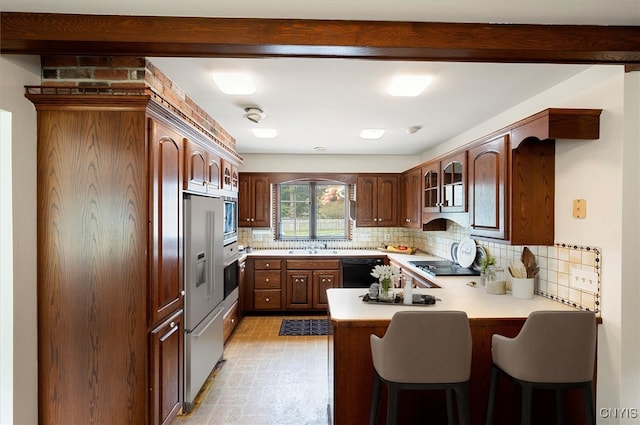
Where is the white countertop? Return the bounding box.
[241,248,577,319]
[328,281,577,322]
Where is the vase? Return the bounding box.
[379,278,393,301]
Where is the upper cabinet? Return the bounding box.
[422,151,467,214]
[184,138,221,194]
[239,173,271,227]
[467,108,602,245]
[355,175,399,227]
[400,168,421,228]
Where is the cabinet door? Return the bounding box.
[149,309,184,425]
[222,159,233,191]
[355,175,378,226]
[468,134,508,240]
[376,175,398,226]
[313,270,340,308]
[287,271,312,309]
[149,119,184,326]
[206,154,221,192]
[252,175,271,227]
[422,161,440,213]
[401,169,421,228]
[238,174,252,226]
[440,151,467,212]
[183,139,208,193]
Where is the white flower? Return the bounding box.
[370,264,401,281]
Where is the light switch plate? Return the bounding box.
[570,267,598,293]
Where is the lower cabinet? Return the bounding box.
[149,309,184,425]
[253,259,283,310]
[223,301,240,343]
[286,260,341,310]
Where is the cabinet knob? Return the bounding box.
[231,318,235,324]
[251,218,255,222]
[181,290,185,296]
[246,218,251,222]
[265,278,270,282]
[170,321,176,328]
[265,297,270,302]
[266,263,270,267]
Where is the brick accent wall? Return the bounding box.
[41,55,237,152]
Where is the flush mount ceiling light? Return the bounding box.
[386,75,433,97]
[252,128,277,138]
[211,72,256,95]
[244,107,265,124]
[359,129,386,140]
[313,146,327,152]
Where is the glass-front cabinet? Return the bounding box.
[422,151,467,214]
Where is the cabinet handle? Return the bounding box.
[170,321,176,328]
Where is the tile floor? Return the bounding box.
[174,314,330,425]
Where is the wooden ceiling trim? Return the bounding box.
[1,12,639,63]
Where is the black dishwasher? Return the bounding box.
[341,257,385,288]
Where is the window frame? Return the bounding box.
[275,179,351,241]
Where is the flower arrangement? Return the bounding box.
[479,252,496,273]
[370,264,401,293]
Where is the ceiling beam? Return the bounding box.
[1,12,639,64]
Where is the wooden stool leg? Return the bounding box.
[555,389,564,425]
[521,383,533,425]
[369,372,381,425]
[485,365,499,425]
[446,389,455,425]
[386,383,399,425]
[455,382,470,425]
[582,382,596,425]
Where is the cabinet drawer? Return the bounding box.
[254,290,281,310]
[286,259,340,270]
[223,301,239,343]
[255,270,281,289]
[254,259,282,270]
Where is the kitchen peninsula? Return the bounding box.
[327,255,590,425]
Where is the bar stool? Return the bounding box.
[369,310,472,425]
[486,310,597,425]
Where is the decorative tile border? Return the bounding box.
[535,242,601,313]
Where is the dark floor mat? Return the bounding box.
[278,319,330,336]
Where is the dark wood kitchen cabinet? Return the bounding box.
[239,173,271,227]
[422,151,467,214]
[252,258,283,310]
[400,167,421,228]
[286,259,340,310]
[28,87,240,425]
[467,108,602,245]
[150,309,184,425]
[355,174,399,227]
[183,138,221,194]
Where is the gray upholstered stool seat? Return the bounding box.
[369,310,472,425]
[486,310,597,425]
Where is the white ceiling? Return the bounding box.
[2,0,637,155]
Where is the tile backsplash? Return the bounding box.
[239,221,601,313]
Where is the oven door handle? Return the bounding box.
[223,254,241,268]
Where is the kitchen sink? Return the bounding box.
[287,249,339,255]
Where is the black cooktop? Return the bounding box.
[409,260,480,277]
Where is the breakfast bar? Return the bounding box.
[327,280,591,425]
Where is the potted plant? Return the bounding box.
[370,264,401,301]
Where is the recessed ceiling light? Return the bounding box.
[386,75,432,97]
[313,146,327,152]
[252,128,277,138]
[211,72,256,95]
[359,129,386,140]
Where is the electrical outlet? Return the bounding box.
[384,233,390,241]
[570,267,598,293]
